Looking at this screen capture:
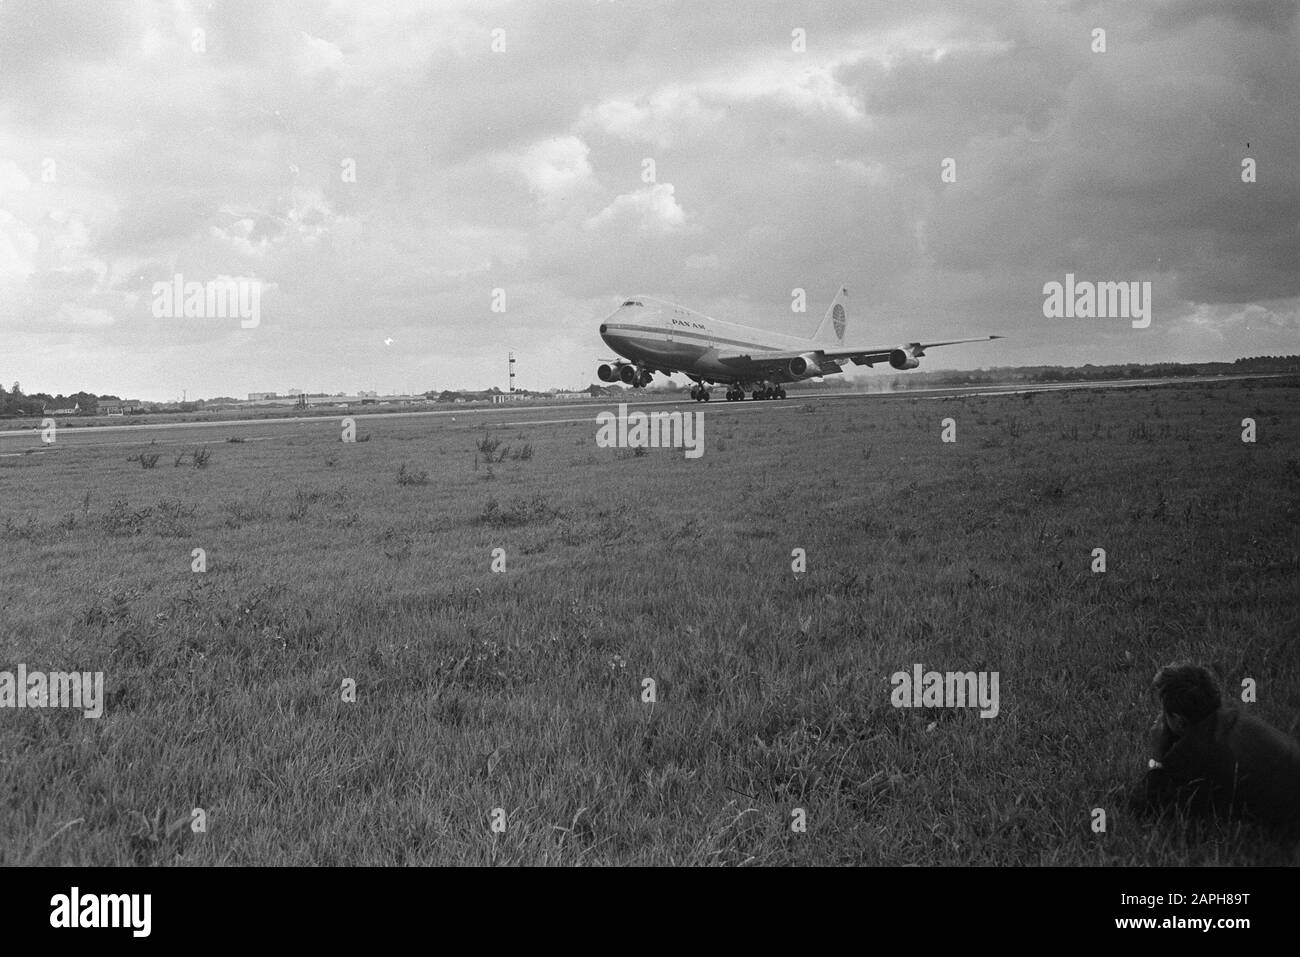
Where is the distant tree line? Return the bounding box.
[5,355,1296,415]
[908,355,1300,389]
[0,383,207,418]
[0,382,110,417]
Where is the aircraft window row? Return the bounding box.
[621,300,643,307]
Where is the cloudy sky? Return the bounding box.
[1,0,1296,400]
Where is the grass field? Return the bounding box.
[1,377,1297,865]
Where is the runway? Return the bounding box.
[0,373,1284,455]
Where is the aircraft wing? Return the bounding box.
[716,335,1002,368]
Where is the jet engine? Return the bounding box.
[889,346,921,370]
[618,364,639,384]
[597,364,618,382]
[787,353,823,378]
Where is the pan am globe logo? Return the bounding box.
[832,303,846,341]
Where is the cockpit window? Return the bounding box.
[621,300,643,307]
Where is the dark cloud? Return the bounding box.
[1,0,1296,398]
[1149,0,1299,33]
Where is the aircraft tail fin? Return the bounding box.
[812,285,849,346]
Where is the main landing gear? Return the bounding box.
[723,384,785,400]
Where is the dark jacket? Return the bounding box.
[1149,707,1300,825]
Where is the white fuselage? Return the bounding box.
[599,297,813,385]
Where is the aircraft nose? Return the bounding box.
[599,323,607,334]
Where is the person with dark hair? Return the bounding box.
[1139,663,1300,827]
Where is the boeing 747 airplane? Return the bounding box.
[597,285,1001,401]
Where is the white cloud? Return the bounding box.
[0,209,39,288]
[498,136,595,202]
[296,33,346,77]
[54,303,114,328]
[44,210,94,269]
[835,158,886,183]
[0,1,1294,395]
[0,159,32,197]
[586,183,686,233]
[708,60,867,123]
[581,27,972,146]
[210,217,271,258]
[581,86,726,149]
